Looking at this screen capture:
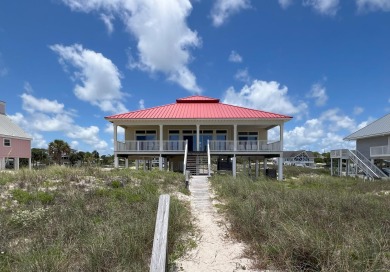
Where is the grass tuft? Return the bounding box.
[211,174,390,271]
[0,166,193,271]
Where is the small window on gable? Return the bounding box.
[4,138,11,147]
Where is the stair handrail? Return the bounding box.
[183,140,188,175]
[354,149,387,178]
[348,150,387,179]
[207,140,211,177]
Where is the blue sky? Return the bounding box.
[1,0,390,155]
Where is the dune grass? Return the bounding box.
[211,172,390,271]
[0,166,193,271]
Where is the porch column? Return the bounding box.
[255,159,259,178]
[15,158,20,170]
[114,124,119,168]
[136,160,139,170]
[196,124,200,151]
[125,158,129,168]
[159,155,163,171]
[232,155,237,178]
[114,156,119,168]
[114,124,118,152]
[0,157,4,170]
[233,124,237,151]
[29,158,32,170]
[277,157,283,181]
[331,158,333,176]
[279,123,284,150]
[159,124,163,151]
[263,158,267,176]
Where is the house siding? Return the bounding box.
[0,136,31,158]
[357,136,388,159]
[123,125,269,142]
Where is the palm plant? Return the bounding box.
[48,139,71,165]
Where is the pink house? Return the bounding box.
[0,101,32,170]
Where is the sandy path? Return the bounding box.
[177,176,258,272]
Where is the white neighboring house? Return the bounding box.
[283,150,315,168]
[0,101,32,170]
[330,113,390,179]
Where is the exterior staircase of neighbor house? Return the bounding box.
[186,152,208,175]
[331,149,388,180]
[348,150,388,179]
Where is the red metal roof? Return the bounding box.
[105,96,292,120]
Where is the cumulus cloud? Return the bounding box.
[138,99,145,109]
[223,80,307,116]
[50,44,128,113]
[228,50,243,63]
[211,0,251,27]
[100,13,115,34]
[356,0,390,11]
[353,106,364,115]
[234,68,251,83]
[61,0,201,93]
[307,83,328,106]
[21,93,65,114]
[10,92,109,152]
[303,0,339,16]
[279,0,293,9]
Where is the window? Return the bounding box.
[4,138,10,147]
[135,130,156,141]
[238,132,258,141]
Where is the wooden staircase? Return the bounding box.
[186,152,208,175]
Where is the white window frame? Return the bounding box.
[3,138,11,147]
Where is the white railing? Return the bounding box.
[370,145,390,157]
[209,140,281,152]
[349,150,387,179]
[207,140,211,176]
[330,149,349,158]
[117,140,186,152]
[183,140,188,175]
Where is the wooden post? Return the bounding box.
[150,195,170,272]
[185,170,190,189]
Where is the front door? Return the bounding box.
[183,135,194,152]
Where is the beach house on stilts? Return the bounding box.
[105,96,292,180]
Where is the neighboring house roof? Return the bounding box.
[0,114,32,140]
[106,96,293,120]
[344,113,390,140]
[284,150,315,159]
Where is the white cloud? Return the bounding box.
[279,0,293,9]
[211,0,251,27]
[353,106,364,115]
[21,93,65,114]
[50,44,128,113]
[284,118,325,150]
[61,0,202,93]
[228,50,243,63]
[320,108,356,132]
[356,0,390,11]
[66,125,108,149]
[11,92,109,152]
[307,83,328,106]
[70,140,79,149]
[138,99,145,109]
[234,68,251,83]
[223,80,307,116]
[100,13,115,34]
[303,0,339,16]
